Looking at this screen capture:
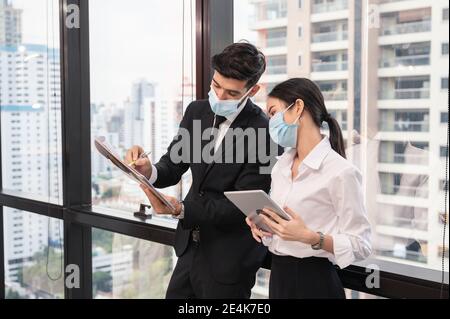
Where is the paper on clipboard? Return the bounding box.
[94,136,176,213]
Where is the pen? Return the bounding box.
[129,150,151,166]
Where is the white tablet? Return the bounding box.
[224,190,291,233]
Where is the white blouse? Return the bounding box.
[263,136,372,269]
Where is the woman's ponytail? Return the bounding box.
[325,115,346,159]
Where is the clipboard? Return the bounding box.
[94,136,176,213]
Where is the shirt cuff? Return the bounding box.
[148,164,158,184]
[332,233,355,269]
[173,203,185,219]
[262,235,273,246]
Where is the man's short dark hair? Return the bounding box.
[212,42,266,89]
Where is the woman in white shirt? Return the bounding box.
[246,78,372,299]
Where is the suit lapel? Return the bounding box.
[198,105,215,178]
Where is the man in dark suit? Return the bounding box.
[125,42,280,298]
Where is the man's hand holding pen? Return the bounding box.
[125,145,152,179]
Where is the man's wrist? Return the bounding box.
[172,201,184,219]
[148,165,158,184]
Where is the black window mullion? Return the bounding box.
[0,7,4,295]
[196,0,234,99]
[60,0,92,299]
[0,206,4,299]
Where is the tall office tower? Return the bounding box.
[124,79,155,149]
[245,0,448,287]
[0,0,22,46]
[142,82,184,200]
[0,42,62,283]
[91,102,124,178]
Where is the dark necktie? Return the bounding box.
[213,115,227,129]
[208,115,227,158]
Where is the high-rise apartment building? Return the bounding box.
[243,0,448,273]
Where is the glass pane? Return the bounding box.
[344,289,385,299]
[92,228,174,298]
[234,0,449,287]
[252,269,270,298]
[89,0,196,213]
[3,207,64,299]
[0,0,62,204]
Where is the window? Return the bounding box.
[3,208,64,299]
[443,8,449,21]
[379,141,428,165]
[298,25,302,38]
[441,77,448,89]
[265,27,286,47]
[438,246,449,259]
[266,55,287,75]
[441,112,449,124]
[379,109,429,132]
[0,0,62,204]
[0,0,447,302]
[440,179,448,192]
[92,229,173,298]
[443,43,449,55]
[441,146,448,158]
[234,1,449,289]
[312,0,348,14]
[89,0,195,213]
[439,213,448,225]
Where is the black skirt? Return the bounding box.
[269,254,346,299]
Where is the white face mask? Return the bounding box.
[268,103,301,148]
[208,86,252,117]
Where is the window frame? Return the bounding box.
[0,0,448,300]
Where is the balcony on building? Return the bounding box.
[312,50,348,72]
[311,0,348,14]
[379,140,429,165]
[377,202,428,231]
[379,42,430,69]
[251,0,287,30]
[317,80,347,100]
[330,109,347,131]
[379,172,429,199]
[379,76,430,100]
[312,20,348,43]
[379,8,431,37]
[379,109,430,133]
[261,27,287,48]
[265,54,287,75]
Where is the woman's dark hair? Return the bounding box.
[212,41,266,89]
[268,78,346,158]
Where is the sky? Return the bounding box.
[11,0,196,105]
[11,0,259,105]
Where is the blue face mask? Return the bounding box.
[269,103,301,148]
[208,86,251,117]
